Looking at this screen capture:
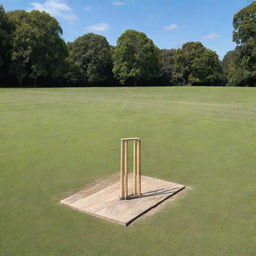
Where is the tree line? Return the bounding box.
[0,2,255,87]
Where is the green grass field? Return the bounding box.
[1,87,256,256]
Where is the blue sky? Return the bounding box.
[3,0,252,58]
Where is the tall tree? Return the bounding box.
[232,1,256,86]
[222,49,244,86]
[0,5,13,81]
[7,10,67,86]
[112,30,159,85]
[68,33,113,84]
[158,49,176,85]
[173,42,223,86]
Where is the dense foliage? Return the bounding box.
[0,5,13,82]
[113,30,159,85]
[7,10,68,86]
[173,42,223,86]
[67,33,113,85]
[158,49,176,85]
[222,50,240,85]
[223,1,256,86]
[0,2,255,87]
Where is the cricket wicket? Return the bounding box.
[120,138,142,200]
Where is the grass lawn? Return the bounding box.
[1,86,256,256]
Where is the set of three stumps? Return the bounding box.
[120,137,142,200]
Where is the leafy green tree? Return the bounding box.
[173,42,204,85]
[191,48,223,85]
[0,5,14,81]
[231,1,256,86]
[158,49,176,84]
[222,49,243,86]
[7,10,67,86]
[68,33,113,84]
[173,42,223,86]
[233,1,256,45]
[112,30,159,85]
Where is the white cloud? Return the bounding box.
[30,0,77,22]
[202,33,220,40]
[113,1,125,5]
[163,24,180,31]
[87,23,109,32]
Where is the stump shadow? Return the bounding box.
[127,187,182,200]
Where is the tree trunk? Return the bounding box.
[34,77,37,87]
[18,77,23,87]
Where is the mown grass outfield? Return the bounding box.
[1,87,256,256]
